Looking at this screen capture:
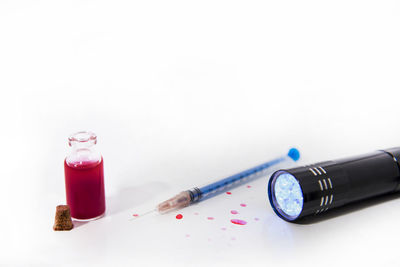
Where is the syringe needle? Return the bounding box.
[129,209,157,221]
[130,191,192,220]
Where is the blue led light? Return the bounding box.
[272,172,303,219]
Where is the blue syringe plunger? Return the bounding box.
[288,148,300,161]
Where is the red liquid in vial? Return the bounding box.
[64,158,105,220]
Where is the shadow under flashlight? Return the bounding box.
[268,147,400,222]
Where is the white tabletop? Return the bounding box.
[1,1,400,266]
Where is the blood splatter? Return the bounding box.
[246,185,251,188]
[240,203,247,207]
[176,214,183,219]
[132,214,139,217]
[207,217,214,220]
[230,219,247,225]
[230,210,238,214]
[226,192,232,195]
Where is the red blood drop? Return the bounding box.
[246,185,251,188]
[132,214,139,217]
[226,192,232,195]
[207,217,214,220]
[240,203,247,207]
[230,219,247,225]
[230,210,238,214]
[176,214,183,219]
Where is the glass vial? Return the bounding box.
[64,131,106,221]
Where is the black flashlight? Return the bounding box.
[268,147,400,222]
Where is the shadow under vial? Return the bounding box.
[106,181,169,216]
[71,220,89,229]
[296,192,400,224]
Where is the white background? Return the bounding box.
[1,0,400,266]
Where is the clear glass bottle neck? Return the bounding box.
[66,131,102,167]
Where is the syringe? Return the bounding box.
[156,148,300,214]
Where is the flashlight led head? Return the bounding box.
[268,171,304,221]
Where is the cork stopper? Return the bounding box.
[53,205,74,231]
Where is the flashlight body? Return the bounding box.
[268,148,400,222]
